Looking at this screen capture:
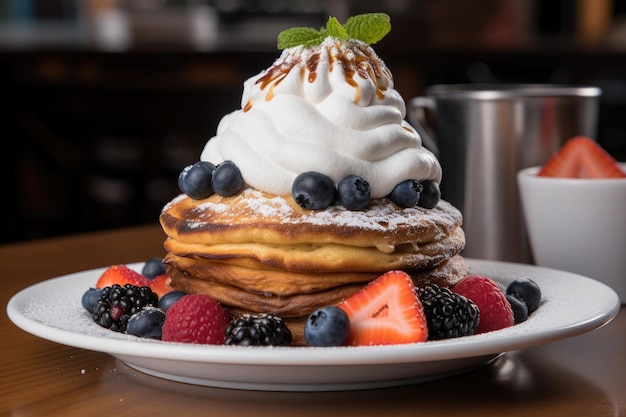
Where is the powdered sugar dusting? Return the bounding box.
[188,189,459,233]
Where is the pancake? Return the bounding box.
[166,255,468,345]
[160,184,467,345]
[163,252,467,317]
[163,225,464,273]
[163,225,465,296]
[163,254,379,295]
[160,188,462,250]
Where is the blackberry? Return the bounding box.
[417,284,480,340]
[92,284,158,333]
[224,313,292,346]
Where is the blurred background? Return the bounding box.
[2,0,626,244]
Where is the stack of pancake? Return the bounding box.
[160,187,467,345]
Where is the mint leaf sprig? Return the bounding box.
[277,13,391,50]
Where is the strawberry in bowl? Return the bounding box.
[537,136,626,179]
[517,136,626,303]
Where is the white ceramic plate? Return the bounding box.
[7,259,620,391]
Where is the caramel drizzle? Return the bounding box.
[248,40,391,108]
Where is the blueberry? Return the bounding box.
[81,288,102,313]
[292,171,336,210]
[178,161,216,199]
[506,294,529,323]
[157,290,186,311]
[389,179,423,208]
[506,277,542,314]
[126,307,166,339]
[417,180,441,209]
[304,306,350,347]
[337,175,370,210]
[142,257,166,279]
[211,160,244,197]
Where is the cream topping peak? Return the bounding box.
[201,38,441,199]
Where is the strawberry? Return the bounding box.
[452,275,514,334]
[338,270,428,346]
[538,136,626,179]
[148,273,173,298]
[162,294,231,345]
[95,264,151,289]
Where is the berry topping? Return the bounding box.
[147,273,173,298]
[304,306,351,347]
[157,290,186,311]
[92,284,158,333]
[95,264,150,290]
[225,313,292,346]
[96,263,172,298]
[506,294,529,324]
[452,275,514,334]
[211,160,245,197]
[338,270,428,346]
[81,288,102,314]
[127,307,166,339]
[178,161,216,199]
[417,180,441,209]
[538,136,626,178]
[337,175,371,211]
[292,171,336,210]
[506,277,542,314]
[142,257,166,279]
[417,284,480,340]
[162,294,231,345]
[389,179,423,208]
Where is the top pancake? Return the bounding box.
[160,188,463,252]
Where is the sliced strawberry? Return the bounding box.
[338,270,428,346]
[95,264,151,289]
[148,273,173,298]
[538,136,626,179]
[536,144,579,178]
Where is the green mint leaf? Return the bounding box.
[325,17,349,39]
[344,13,391,44]
[277,27,324,50]
[276,13,391,49]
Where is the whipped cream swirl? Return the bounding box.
[201,37,441,199]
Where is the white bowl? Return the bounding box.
[517,164,626,303]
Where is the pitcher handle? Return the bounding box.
[408,96,439,158]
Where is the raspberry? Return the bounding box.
[452,275,514,334]
[161,294,231,344]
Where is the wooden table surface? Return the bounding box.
[1,224,625,417]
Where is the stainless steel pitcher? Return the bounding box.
[409,84,601,263]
